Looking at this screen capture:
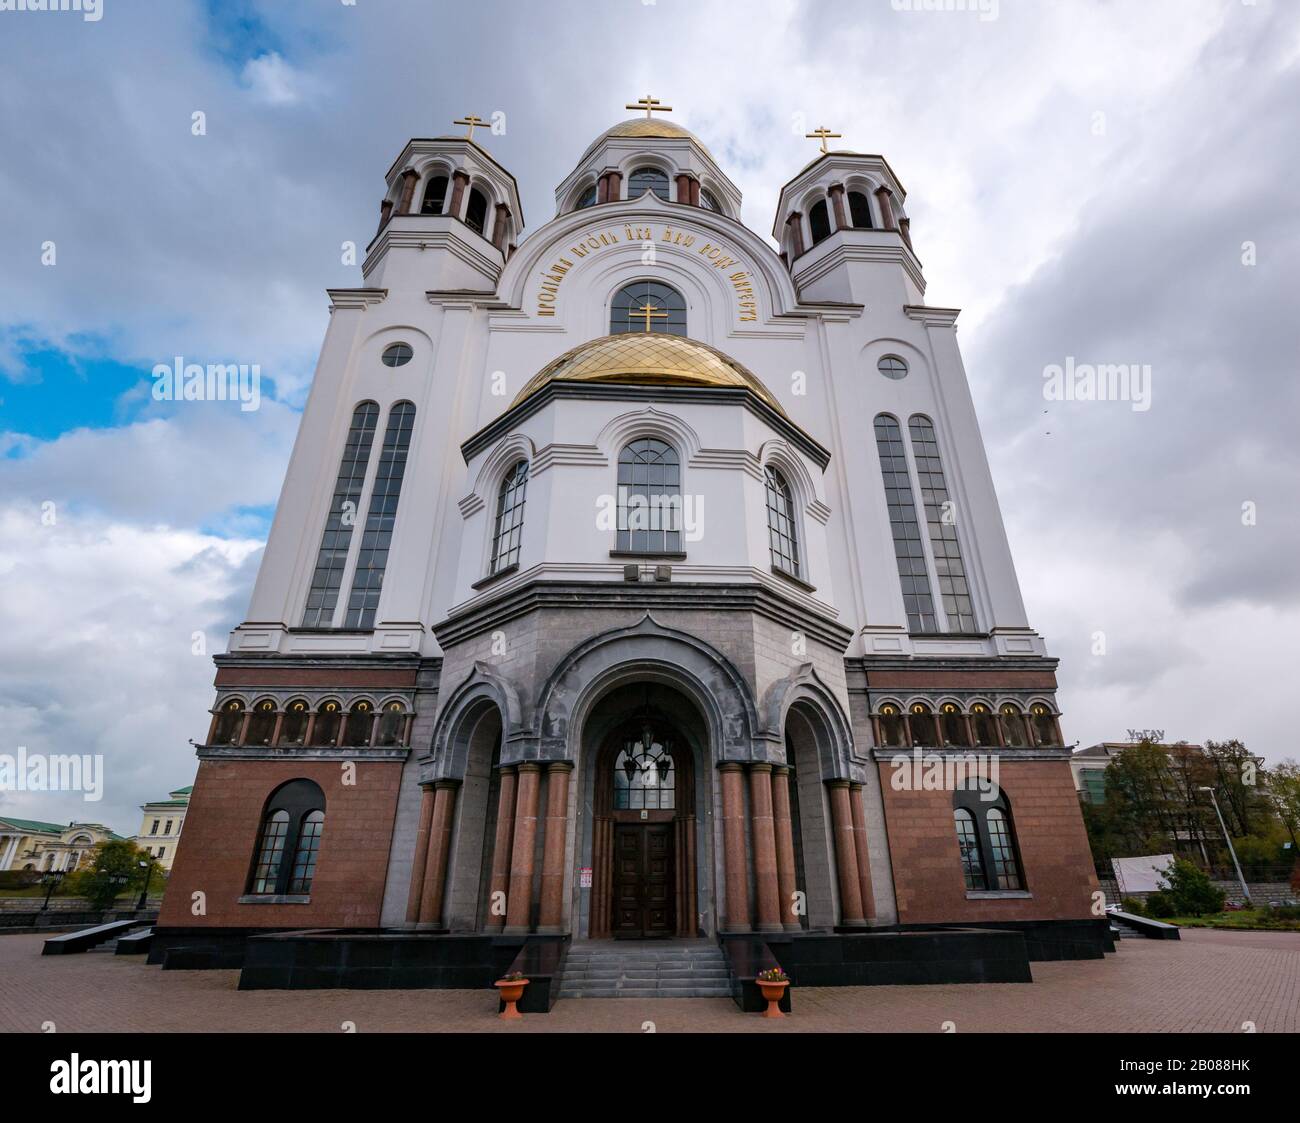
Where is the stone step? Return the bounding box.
[559,987,735,999]
[559,943,732,999]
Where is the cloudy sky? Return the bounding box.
[1,0,1296,835]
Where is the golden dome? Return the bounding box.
[584,117,711,158]
[511,334,786,416]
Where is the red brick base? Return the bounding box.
[879,758,1099,924]
[157,759,403,930]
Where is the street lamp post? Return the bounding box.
[1199,786,1251,907]
[39,869,65,911]
[136,856,156,911]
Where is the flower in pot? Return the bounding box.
[494,970,529,1020]
[755,966,789,1018]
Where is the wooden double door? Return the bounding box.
[612,823,674,938]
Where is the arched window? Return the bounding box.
[909,416,975,632]
[908,703,938,747]
[953,785,1025,892]
[575,183,597,210]
[345,401,415,629]
[420,175,448,215]
[877,703,907,748]
[277,700,309,746]
[628,166,670,201]
[970,703,999,747]
[809,199,832,244]
[1000,704,1029,748]
[953,808,984,890]
[212,699,244,745]
[312,700,343,746]
[940,702,967,747]
[610,280,687,336]
[465,188,489,235]
[344,700,375,746]
[245,699,277,746]
[764,465,801,578]
[617,438,681,554]
[874,414,938,632]
[376,701,407,747]
[248,780,326,896]
[699,187,720,212]
[848,190,873,228]
[490,460,529,574]
[302,401,379,627]
[1029,704,1057,746]
[613,731,676,811]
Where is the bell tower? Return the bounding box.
[362,114,524,293]
[772,129,923,309]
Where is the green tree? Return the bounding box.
[66,839,151,910]
[1159,858,1226,916]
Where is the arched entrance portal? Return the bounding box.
[591,711,697,938]
[581,682,705,940]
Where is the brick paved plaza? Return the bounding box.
[2,929,1296,1034]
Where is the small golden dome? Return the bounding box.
[511,334,786,416]
[584,117,711,158]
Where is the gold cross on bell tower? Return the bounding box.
[453,114,488,141]
[805,125,842,154]
[626,94,673,119]
[632,301,668,333]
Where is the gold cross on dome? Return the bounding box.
[632,301,668,332]
[453,114,487,140]
[626,94,673,119]
[805,125,842,154]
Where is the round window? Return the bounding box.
[381,343,413,367]
[877,355,908,380]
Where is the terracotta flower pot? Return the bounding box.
[494,977,529,1020]
[757,978,789,1018]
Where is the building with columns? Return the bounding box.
[0,817,122,873]
[156,99,1104,985]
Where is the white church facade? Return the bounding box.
[157,100,1105,990]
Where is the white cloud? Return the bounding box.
[241,52,309,106]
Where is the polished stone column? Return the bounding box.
[828,182,848,230]
[771,766,800,931]
[785,211,805,257]
[748,764,782,933]
[848,782,876,921]
[689,178,701,207]
[396,168,419,215]
[503,763,541,935]
[491,203,511,250]
[826,780,867,926]
[484,766,517,931]
[404,783,436,925]
[537,762,573,933]
[448,169,470,220]
[417,780,460,928]
[719,762,751,932]
[874,185,897,231]
[674,172,691,203]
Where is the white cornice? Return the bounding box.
[327,288,388,311]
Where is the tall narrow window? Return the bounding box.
[764,465,801,578]
[344,700,375,747]
[490,460,529,574]
[809,199,832,244]
[345,402,415,629]
[465,188,489,234]
[277,700,309,746]
[610,280,687,336]
[575,184,597,210]
[302,402,379,627]
[1030,704,1058,746]
[876,703,907,748]
[312,700,342,746]
[628,166,669,201]
[848,190,873,228]
[985,808,1023,890]
[246,699,276,746]
[873,414,938,632]
[908,703,938,747]
[1000,704,1029,748]
[909,416,976,631]
[247,780,326,897]
[971,703,998,747]
[617,438,681,554]
[953,808,984,890]
[212,699,244,745]
[940,702,967,747]
[420,175,448,215]
[376,702,407,747]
